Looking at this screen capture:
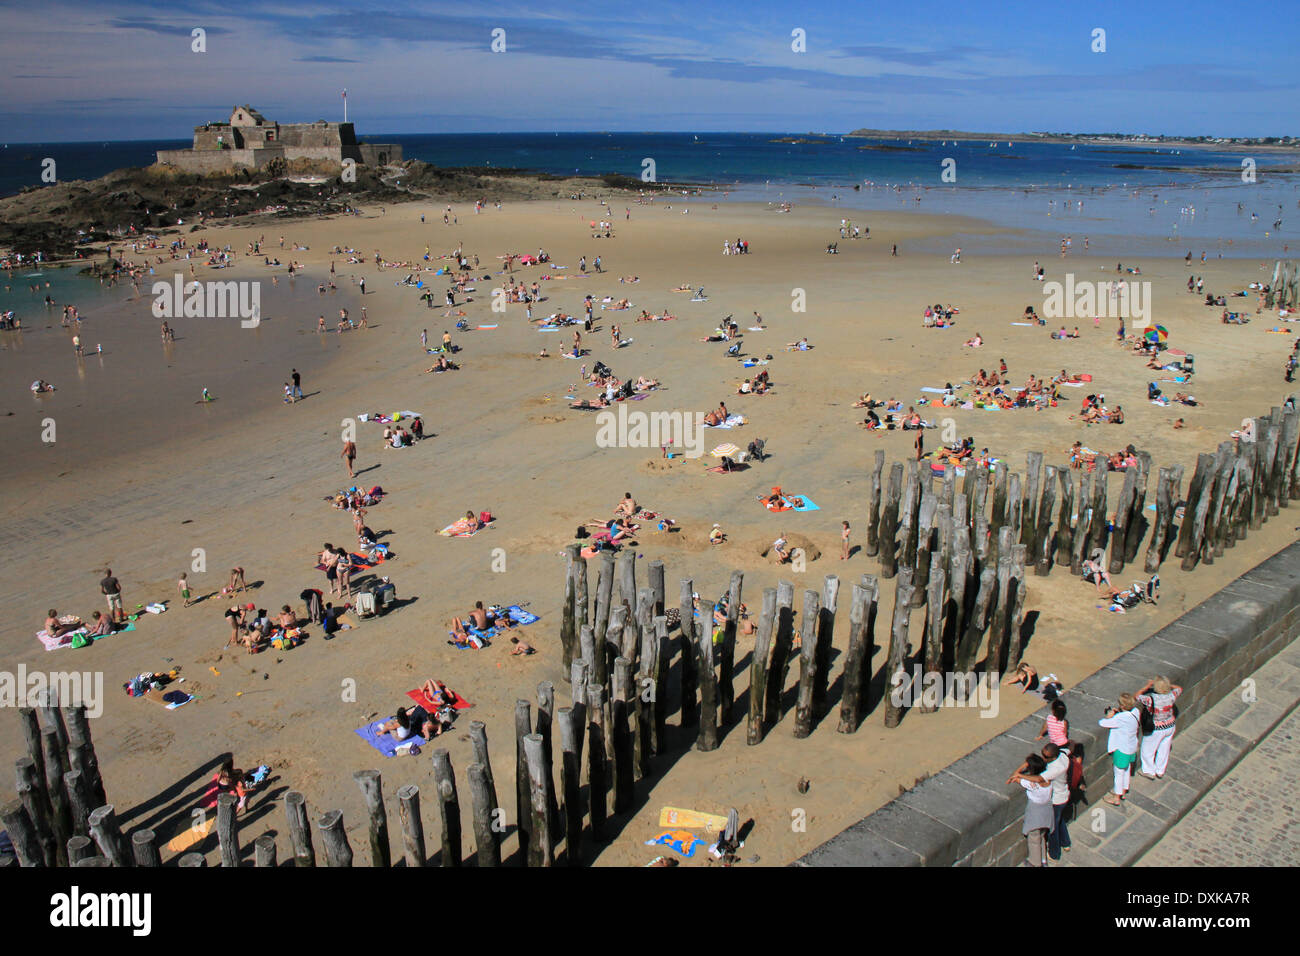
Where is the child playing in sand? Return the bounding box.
[178,573,193,608]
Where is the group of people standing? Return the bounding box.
[1007,674,1181,865]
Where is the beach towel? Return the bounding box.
[704,415,746,429]
[791,496,820,512]
[355,721,423,757]
[37,629,78,651]
[506,605,539,625]
[645,829,705,858]
[1010,322,1034,326]
[1057,381,1084,387]
[758,494,817,512]
[447,627,494,648]
[659,807,730,832]
[707,463,749,474]
[476,324,499,330]
[143,688,193,710]
[407,688,473,711]
[439,517,490,537]
[920,387,950,394]
[165,816,215,853]
[741,359,768,368]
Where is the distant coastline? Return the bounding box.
[844,128,1300,152]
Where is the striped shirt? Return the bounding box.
[1045,714,1069,746]
[1137,688,1181,729]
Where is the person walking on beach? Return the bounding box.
[178,572,193,608]
[359,277,366,295]
[317,315,326,333]
[579,256,587,274]
[359,308,368,329]
[291,369,302,401]
[342,439,357,478]
[100,568,125,625]
[421,329,427,348]
[72,333,83,356]
[840,521,851,560]
[892,244,898,257]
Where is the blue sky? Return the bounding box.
[1,0,1296,142]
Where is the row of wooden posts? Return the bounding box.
[7,403,1296,866]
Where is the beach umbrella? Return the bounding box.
[1145,325,1168,344]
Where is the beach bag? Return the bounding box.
[1139,702,1155,736]
[71,632,90,649]
[479,511,493,525]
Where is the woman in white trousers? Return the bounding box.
[1137,676,1183,778]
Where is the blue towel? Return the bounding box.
[792,496,821,512]
[355,721,421,757]
[508,605,539,625]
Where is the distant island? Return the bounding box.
[844,128,1300,151]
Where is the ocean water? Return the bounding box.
[3,132,1298,257]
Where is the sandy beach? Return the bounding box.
[2,193,1296,866]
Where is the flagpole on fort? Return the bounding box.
[342,89,347,124]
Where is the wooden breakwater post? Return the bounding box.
[879,462,904,578]
[1145,465,1181,572]
[867,450,885,557]
[353,769,390,867]
[522,734,555,867]
[63,705,106,809]
[431,750,462,867]
[40,728,72,857]
[793,588,821,737]
[814,574,839,720]
[284,791,316,867]
[513,699,532,863]
[315,809,353,867]
[837,578,878,733]
[1,800,44,866]
[395,784,426,868]
[746,587,777,745]
[882,567,916,728]
[88,804,130,867]
[254,834,277,868]
[467,765,500,867]
[720,570,744,721]
[557,707,583,865]
[611,657,635,813]
[678,578,699,731]
[16,757,57,865]
[764,581,796,726]
[586,683,609,842]
[132,829,161,868]
[695,598,719,752]
[560,544,581,678]
[214,794,240,868]
[535,681,561,840]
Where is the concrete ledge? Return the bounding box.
[798,539,1300,867]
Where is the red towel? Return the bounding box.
[407,688,472,711]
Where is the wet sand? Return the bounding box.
[1,195,1294,866]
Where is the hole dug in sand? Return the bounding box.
[756,533,821,564]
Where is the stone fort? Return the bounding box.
[156,105,402,174]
